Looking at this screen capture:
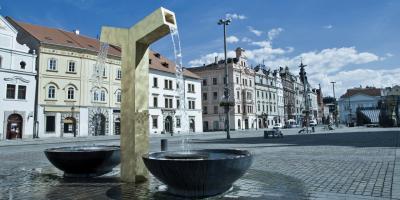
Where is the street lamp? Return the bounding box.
[218,18,232,139]
[331,81,338,127]
[299,61,309,133]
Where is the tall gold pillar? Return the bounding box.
[100,7,177,183]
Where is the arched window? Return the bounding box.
[116,91,121,103]
[67,87,74,99]
[100,90,106,102]
[48,86,56,99]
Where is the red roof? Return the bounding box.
[340,87,382,98]
[7,17,199,79]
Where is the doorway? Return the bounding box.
[93,114,106,136]
[164,116,173,133]
[6,114,23,139]
[189,119,195,132]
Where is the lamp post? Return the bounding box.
[331,81,338,127]
[218,18,231,139]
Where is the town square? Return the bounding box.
[0,0,399,199]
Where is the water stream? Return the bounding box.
[92,42,109,136]
[169,26,191,152]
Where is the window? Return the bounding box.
[247,92,252,100]
[68,61,75,72]
[103,67,106,77]
[188,100,195,109]
[213,106,218,114]
[237,105,240,113]
[212,78,217,85]
[0,56,2,67]
[249,80,252,87]
[117,91,121,103]
[93,91,99,101]
[165,98,173,108]
[100,90,106,101]
[203,93,207,100]
[48,58,57,71]
[20,61,26,69]
[46,116,55,132]
[245,79,248,86]
[188,84,195,93]
[202,79,207,86]
[67,87,74,100]
[177,99,180,108]
[258,103,260,111]
[153,96,158,107]
[176,117,181,128]
[223,77,227,84]
[6,84,16,99]
[237,91,240,99]
[152,116,158,128]
[153,77,158,87]
[48,86,56,99]
[257,91,259,98]
[203,106,208,114]
[17,85,26,100]
[213,92,218,100]
[116,69,122,80]
[164,79,173,89]
[236,77,239,84]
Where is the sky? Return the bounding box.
[1,0,399,97]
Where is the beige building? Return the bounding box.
[190,47,256,131]
[8,18,122,137]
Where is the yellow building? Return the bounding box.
[8,17,122,137]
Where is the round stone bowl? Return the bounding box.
[142,149,253,198]
[44,145,120,177]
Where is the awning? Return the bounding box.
[360,109,380,123]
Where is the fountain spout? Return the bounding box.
[99,7,177,183]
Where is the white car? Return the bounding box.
[273,123,283,129]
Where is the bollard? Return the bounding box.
[161,139,168,151]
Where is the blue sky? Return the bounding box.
[1,0,399,96]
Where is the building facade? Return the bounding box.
[338,87,382,124]
[8,18,122,138]
[190,48,256,131]
[0,16,37,140]
[148,52,203,134]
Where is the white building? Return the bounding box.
[254,65,281,128]
[148,52,203,134]
[0,16,37,140]
[190,47,256,131]
[338,87,382,124]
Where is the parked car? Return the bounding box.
[310,120,317,126]
[273,123,283,129]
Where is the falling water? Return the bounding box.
[169,26,191,152]
[93,42,109,136]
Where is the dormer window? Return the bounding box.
[149,59,152,64]
[154,53,160,58]
[161,62,169,67]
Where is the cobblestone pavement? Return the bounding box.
[0,127,399,199]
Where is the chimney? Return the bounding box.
[74,29,80,35]
[214,56,218,64]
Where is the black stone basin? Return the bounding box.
[44,145,120,177]
[142,149,253,198]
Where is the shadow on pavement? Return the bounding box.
[191,131,400,148]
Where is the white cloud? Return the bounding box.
[323,24,333,29]
[225,13,247,20]
[226,36,239,43]
[241,37,253,43]
[248,26,262,36]
[188,51,236,67]
[268,27,284,41]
